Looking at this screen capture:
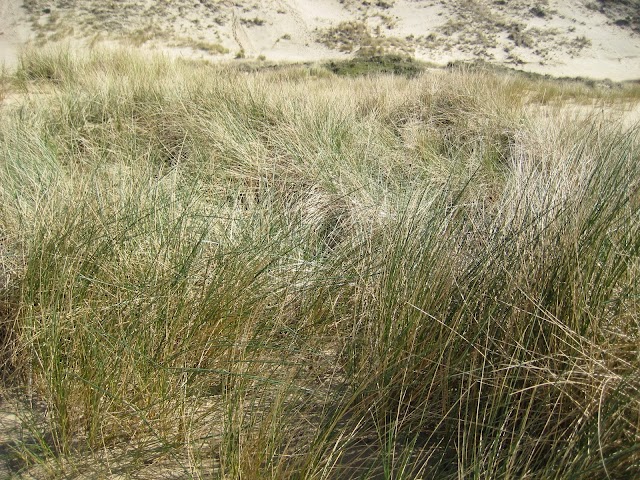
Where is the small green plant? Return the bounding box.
[319,21,411,55]
[176,38,229,55]
[508,25,535,48]
[573,35,592,49]
[240,17,265,27]
[319,21,370,52]
[530,5,548,17]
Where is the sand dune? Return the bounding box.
[1,0,639,80]
[0,0,33,69]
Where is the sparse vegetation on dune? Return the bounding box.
[0,47,639,479]
[8,0,639,81]
[590,0,640,32]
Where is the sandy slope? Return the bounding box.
[512,1,640,81]
[1,0,639,80]
[0,0,32,70]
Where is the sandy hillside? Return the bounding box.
[1,0,640,80]
[0,0,33,69]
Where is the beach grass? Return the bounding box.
[0,47,638,479]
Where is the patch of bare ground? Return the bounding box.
[0,405,22,478]
[0,1,34,69]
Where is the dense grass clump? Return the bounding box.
[0,48,638,479]
[325,54,425,78]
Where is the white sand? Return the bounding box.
[511,0,640,80]
[0,0,639,81]
[0,0,33,70]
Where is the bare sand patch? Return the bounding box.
[0,1,34,70]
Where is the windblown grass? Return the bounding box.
[0,47,638,479]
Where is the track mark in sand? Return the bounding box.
[276,0,314,47]
[232,7,254,55]
[278,0,308,30]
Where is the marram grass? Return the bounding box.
[0,47,638,479]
